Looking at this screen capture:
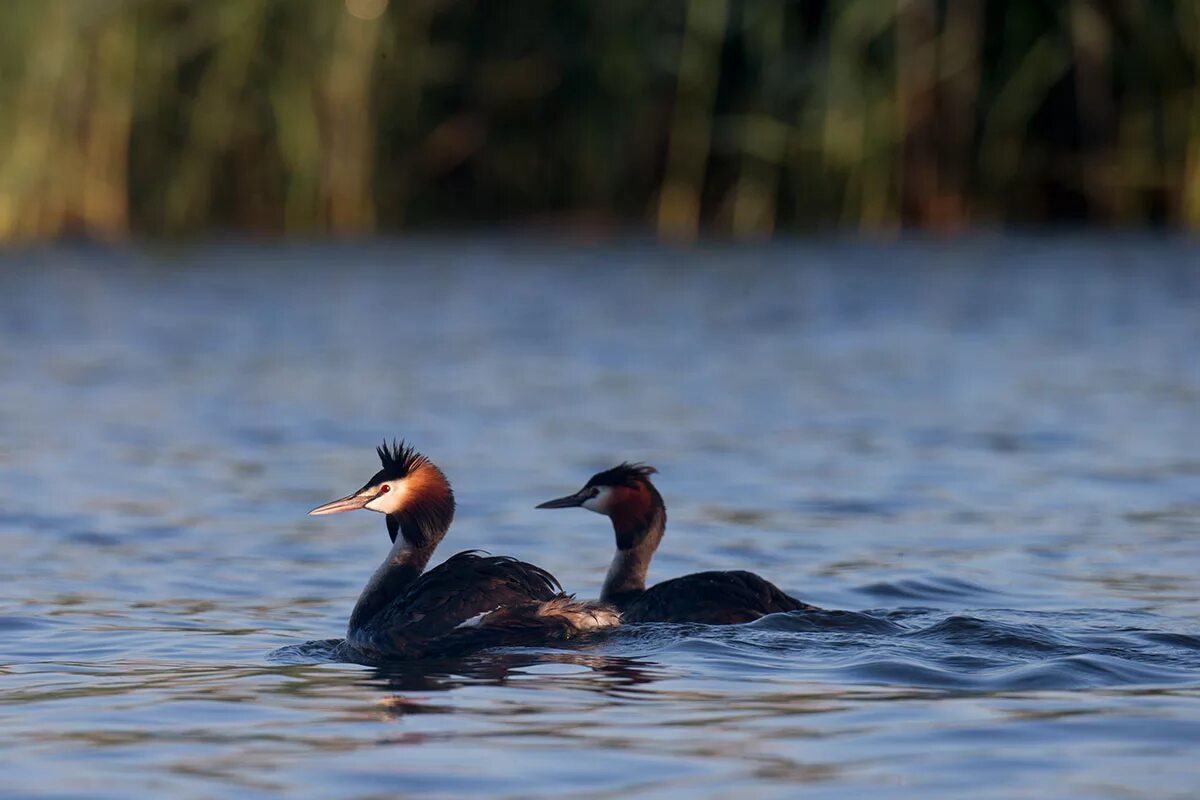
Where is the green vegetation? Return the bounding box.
[1,0,1199,240]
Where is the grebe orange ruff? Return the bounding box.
[309,441,617,661]
[537,463,821,624]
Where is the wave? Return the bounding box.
[856,575,1013,602]
[270,607,1200,692]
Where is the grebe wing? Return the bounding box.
[405,551,561,604]
[356,551,566,657]
[625,570,819,624]
[421,596,620,658]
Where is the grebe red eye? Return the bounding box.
[379,485,390,493]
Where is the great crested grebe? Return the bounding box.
[537,463,821,624]
[309,441,618,661]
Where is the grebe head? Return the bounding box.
[536,463,659,516]
[538,462,665,562]
[309,440,455,544]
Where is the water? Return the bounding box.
[1,236,1198,798]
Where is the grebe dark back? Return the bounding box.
[536,463,820,624]
[309,441,618,660]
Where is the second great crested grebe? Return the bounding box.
[309,441,618,661]
[537,463,821,624]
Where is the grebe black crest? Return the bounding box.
[583,462,658,488]
[537,463,820,624]
[309,440,618,661]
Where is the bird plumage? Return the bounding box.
[619,570,819,624]
[349,551,591,659]
[310,441,619,662]
[537,463,820,624]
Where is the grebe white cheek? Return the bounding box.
[363,480,409,515]
[581,486,613,515]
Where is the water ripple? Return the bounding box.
[856,576,1012,602]
[269,608,1200,694]
[2,240,1199,798]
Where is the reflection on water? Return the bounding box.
[0,237,1198,798]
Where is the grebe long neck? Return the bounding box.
[348,528,436,633]
[600,490,666,605]
[347,469,456,634]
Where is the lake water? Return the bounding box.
[1,236,1198,798]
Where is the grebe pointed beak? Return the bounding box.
[536,490,589,509]
[309,491,373,515]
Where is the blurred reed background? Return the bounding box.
[1,0,1199,241]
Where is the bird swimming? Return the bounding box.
[309,440,618,661]
[536,463,820,624]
